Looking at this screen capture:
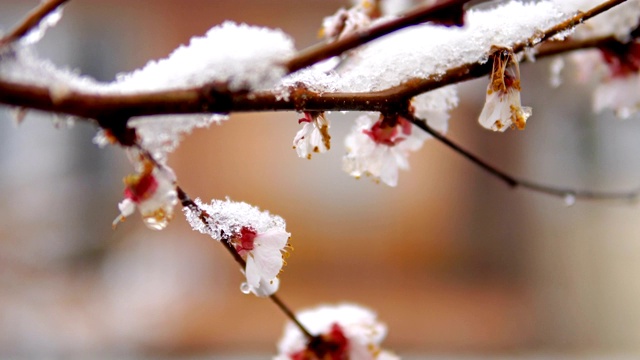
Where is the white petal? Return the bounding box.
[252,249,284,281]
[245,255,261,288]
[255,228,290,249]
[253,277,279,297]
[118,198,136,217]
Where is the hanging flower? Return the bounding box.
[275,304,398,360]
[478,46,531,132]
[112,154,178,230]
[343,113,426,187]
[293,111,331,159]
[182,198,291,297]
[232,226,290,297]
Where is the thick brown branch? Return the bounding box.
[0,0,631,122]
[285,0,470,74]
[0,0,69,47]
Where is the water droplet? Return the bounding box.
[563,193,576,207]
[240,282,251,294]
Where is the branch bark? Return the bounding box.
[0,0,630,122]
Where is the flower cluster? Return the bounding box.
[275,304,398,360]
[343,113,427,187]
[183,198,290,297]
[478,46,531,132]
[112,150,178,230]
[293,111,331,159]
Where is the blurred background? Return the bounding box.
[2,0,640,358]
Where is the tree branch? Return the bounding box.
[402,111,640,203]
[284,0,470,74]
[0,0,629,122]
[175,186,314,341]
[0,0,69,47]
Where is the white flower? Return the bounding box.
[593,74,640,118]
[112,156,178,230]
[293,112,331,159]
[234,226,290,297]
[275,303,398,360]
[575,39,640,118]
[478,47,531,132]
[343,113,426,187]
[182,198,291,297]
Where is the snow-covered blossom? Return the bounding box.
[183,198,290,297]
[592,40,640,118]
[411,85,459,135]
[343,113,427,187]
[275,303,398,360]
[293,112,331,159]
[320,0,379,41]
[112,153,178,231]
[569,38,640,118]
[478,47,531,132]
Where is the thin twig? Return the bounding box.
[383,0,630,100]
[0,0,69,47]
[285,0,470,74]
[402,111,640,203]
[175,185,314,340]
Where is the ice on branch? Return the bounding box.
[112,21,295,93]
[554,0,640,42]
[293,111,331,159]
[343,113,427,187]
[183,198,290,297]
[113,150,178,230]
[275,304,398,360]
[478,47,531,132]
[282,1,569,93]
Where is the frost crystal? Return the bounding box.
[343,113,427,187]
[275,304,398,360]
[184,198,287,241]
